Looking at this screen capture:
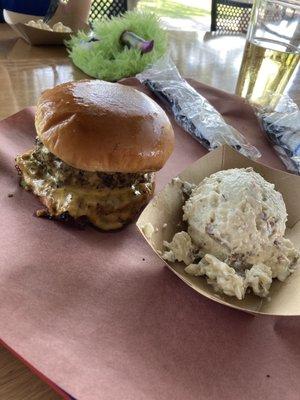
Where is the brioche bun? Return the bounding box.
[35,79,174,172]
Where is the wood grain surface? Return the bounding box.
[0,346,61,399]
[1,24,299,122]
[0,21,299,400]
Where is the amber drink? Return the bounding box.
[236,0,300,109]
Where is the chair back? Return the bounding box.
[211,0,252,33]
[89,0,127,21]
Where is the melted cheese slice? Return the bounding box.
[17,159,152,230]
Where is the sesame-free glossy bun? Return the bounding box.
[35,80,174,172]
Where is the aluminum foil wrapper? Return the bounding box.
[257,95,300,174]
[136,56,261,160]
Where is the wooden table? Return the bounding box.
[1,24,299,122]
[0,22,299,400]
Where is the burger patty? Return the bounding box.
[19,139,154,190]
[15,140,154,230]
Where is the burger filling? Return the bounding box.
[16,140,154,230]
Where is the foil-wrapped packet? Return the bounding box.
[257,95,300,174]
[136,56,261,160]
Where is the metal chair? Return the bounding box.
[211,0,253,33]
[89,0,127,21]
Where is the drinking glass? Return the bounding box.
[235,0,300,109]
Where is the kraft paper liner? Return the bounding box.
[0,79,300,400]
[137,145,300,316]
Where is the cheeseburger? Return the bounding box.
[15,80,174,230]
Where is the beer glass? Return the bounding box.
[235,0,300,109]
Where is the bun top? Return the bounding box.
[35,80,174,172]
